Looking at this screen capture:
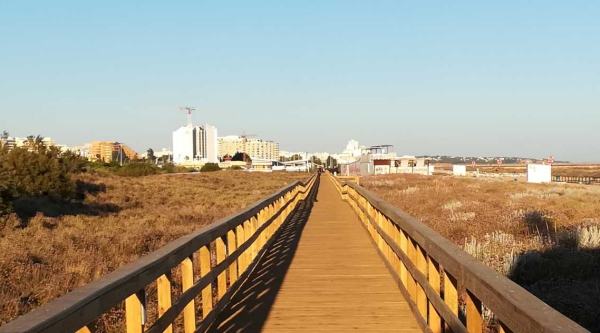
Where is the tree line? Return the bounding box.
[0,135,88,216]
[0,133,222,216]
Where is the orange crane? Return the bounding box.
[239,132,257,164]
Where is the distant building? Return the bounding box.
[41,137,55,147]
[279,151,309,160]
[140,148,173,161]
[204,124,218,163]
[68,144,92,158]
[218,136,280,160]
[89,141,139,163]
[311,152,331,161]
[173,125,195,163]
[0,137,18,150]
[154,148,173,159]
[339,145,433,176]
[1,136,60,151]
[172,123,218,164]
[335,139,368,164]
[279,150,291,157]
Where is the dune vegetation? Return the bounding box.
[363,174,600,331]
[0,170,308,327]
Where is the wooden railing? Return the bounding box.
[328,173,588,333]
[553,175,600,185]
[1,174,318,333]
[335,175,360,186]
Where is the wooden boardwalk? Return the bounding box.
[207,176,421,333]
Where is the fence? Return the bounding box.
[553,175,600,185]
[328,173,587,333]
[0,174,318,333]
[334,175,360,186]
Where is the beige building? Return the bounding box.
[218,136,280,160]
[89,141,139,163]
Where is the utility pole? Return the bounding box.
[117,144,123,166]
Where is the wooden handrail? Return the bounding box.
[335,175,360,185]
[0,174,318,333]
[327,173,588,333]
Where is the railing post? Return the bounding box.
[227,230,238,284]
[181,256,196,333]
[243,219,252,271]
[269,203,276,237]
[250,216,258,260]
[216,236,227,301]
[199,245,213,318]
[466,290,483,333]
[236,224,245,273]
[376,210,384,251]
[393,225,402,278]
[443,271,458,333]
[399,229,409,288]
[126,290,146,333]
[428,257,442,333]
[383,216,393,263]
[407,238,418,304]
[416,245,428,320]
[157,273,173,333]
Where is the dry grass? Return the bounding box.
[434,164,600,177]
[363,174,600,331]
[363,174,600,243]
[472,165,600,177]
[0,171,308,327]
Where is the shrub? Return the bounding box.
[162,163,192,174]
[1,145,77,200]
[230,165,244,171]
[161,163,175,173]
[115,163,160,177]
[0,180,14,215]
[0,147,15,214]
[0,142,85,215]
[88,160,119,175]
[173,166,192,173]
[59,150,88,174]
[200,163,221,172]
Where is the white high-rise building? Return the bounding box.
[204,124,218,163]
[173,125,195,164]
[346,139,359,152]
[172,123,219,164]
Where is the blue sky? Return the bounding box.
[1,1,598,161]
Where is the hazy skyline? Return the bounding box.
[1,1,599,162]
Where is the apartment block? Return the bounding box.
[218,136,280,160]
[89,141,139,163]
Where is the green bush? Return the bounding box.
[0,140,85,215]
[162,163,192,174]
[115,163,160,177]
[200,163,221,172]
[1,145,76,200]
[59,150,89,174]
[0,168,14,215]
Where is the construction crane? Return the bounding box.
[178,106,196,125]
[239,132,257,164]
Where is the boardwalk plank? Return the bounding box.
[207,176,421,333]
